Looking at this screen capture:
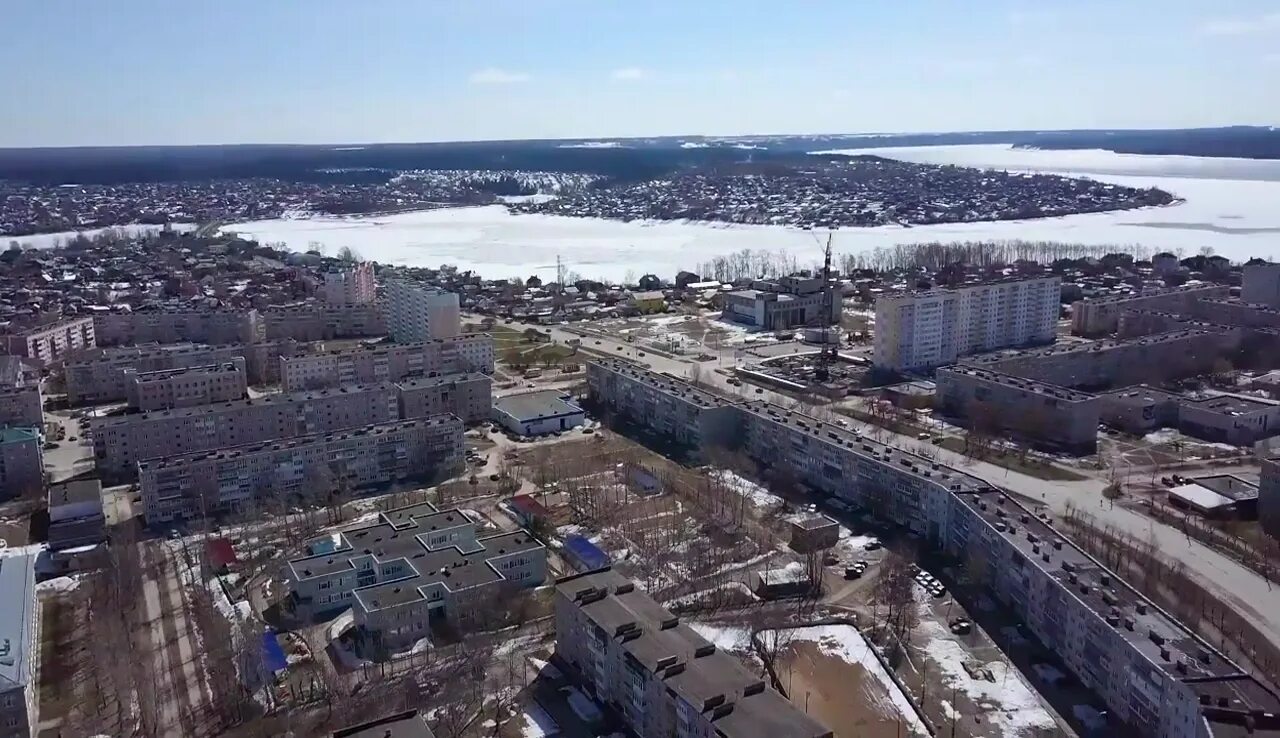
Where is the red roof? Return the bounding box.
[205,537,238,569]
[508,494,549,520]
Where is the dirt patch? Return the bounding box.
[778,641,924,738]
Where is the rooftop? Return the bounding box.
[0,553,37,691]
[94,380,396,428]
[0,427,38,444]
[47,478,102,508]
[331,710,434,738]
[494,390,584,422]
[965,329,1217,366]
[1187,393,1280,417]
[1075,282,1226,306]
[395,372,489,390]
[937,364,1096,403]
[130,360,244,382]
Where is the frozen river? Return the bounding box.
[13,145,1280,282]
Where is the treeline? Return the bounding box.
[837,239,1159,273]
[695,249,809,283]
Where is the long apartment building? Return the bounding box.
[0,552,38,738]
[92,382,400,478]
[0,385,42,428]
[139,416,463,525]
[94,308,264,346]
[2,316,95,364]
[262,304,386,342]
[282,500,544,652]
[934,364,1100,453]
[0,428,43,500]
[874,276,1060,372]
[555,568,832,738]
[962,328,1233,390]
[1070,283,1230,337]
[127,359,248,411]
[396,373,492,424]
[386,281,460,343]
[585,359,740,454]
[324,262,377,306]
[585,359,1280,737]
[280,334,494,392]
[65,341,296,405]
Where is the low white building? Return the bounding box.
[493,391,585,436]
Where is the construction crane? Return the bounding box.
[813,231,839,382]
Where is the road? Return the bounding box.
[139,538,212,737]
[493,315,1280,655]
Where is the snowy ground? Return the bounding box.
[212,146,1280,281]
[688,621,754,653]
[711,469,786,513]
[8,223,196,249]
[916,620,1057,737]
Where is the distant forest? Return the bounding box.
[0,126,1276,185]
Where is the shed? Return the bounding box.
[562,535,610,572]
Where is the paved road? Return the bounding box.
[493,316,1280,653]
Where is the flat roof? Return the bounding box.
[937,364,1095,403]
[287,333,488,360]
[48,478,102,507]
[94,380,397,427]
[1192,475,1259,502]
[0,427,38,444]
[132,360,244,382]
[0,553,37,690]
[1188,394,1279,416]
[331,710,435,738]
[1169,483,1236,511]
[494,390,584,422]
[395,372,489,390]
[1076,282,1225,306]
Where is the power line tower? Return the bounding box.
[814,231,839,383]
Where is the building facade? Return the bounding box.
[92,382,400,478]
[555,568,832,738]
[324,262,377,305]
[93,309,263,347]
[3,316,95,364]
[65,341,296,405]
[0,552,37,738]
[1242,262,1280,308]
[493,390,586,436]
[585,359,740,455]
[261,304,386,342]
[1070,284,1230,337]
[723,274,840,331]
[395,373,492,424]
[0,386,42,429]
[47,478,106,552]
[139,416,463,525]
[934,364,1100,454]
[874,276,1060,372]
[0,428,43,500]
[282,500,544,652]
[279,334,494,392]
[386,281,460,343]
[127,359,248,411]
[1261,457,1280,540]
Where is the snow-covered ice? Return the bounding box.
[8,223,196,249]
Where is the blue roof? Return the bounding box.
[261,628,288,673]
[563,535,610,571]
[0,427,38,445]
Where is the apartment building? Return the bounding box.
[585,359,740,455]
[324,262,377,305]
[386,281,460,343]
[1242,262,1280,308]
[554,568,832,738]
[0,386,42,428]
[2,316,95,364]
[0,428,43,500]
[261,304,386,342]
[396,373,492,424]
[723,274,840,330]
[586,361,1280,737]
[874,276,1060,372]
[1070,284,1230,337]
[934,364,1100,453]
[47,478,106,552]
[139,416,463,525]
[282,500,544,652]
[65,341,296,405]
[963,329,1234,390]
[1100,387,1280,446]
[93,309,263,346]
[0,553,37,738]
[127,359,248,411]
[279,334,494,392]
[1261,457,1280,539]
[92,382,400,479]
[0,357,38,388]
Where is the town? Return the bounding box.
[4,217,1280,738]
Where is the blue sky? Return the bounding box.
[2,0,1278,147]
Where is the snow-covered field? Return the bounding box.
[7,223,196,249]
[212,145,1280,280]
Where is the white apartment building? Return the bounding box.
[386,281,460,343]
[555,568,832,738]
[396,373,492,424]
[279,334,494,392]
[324,262,377,305]
[1070,284,1230,337]
[92,382,400,479]
[3,316,95,365]
[138,416,463,525]
[585,359,740,455]
[934,364,1100,454]
[127,359,248,411]
[282,500,544,653]
[0,552,38,738]
[874,276,1060,372]
[1242,262,1280,308]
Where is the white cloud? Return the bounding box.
[611,67,648,81]
[468,68,531,85]
[1201,13,1280,35]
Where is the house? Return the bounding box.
[627,291,667,314]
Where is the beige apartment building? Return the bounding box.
[262,304,386,342]
[280,334,494,392]
[386,281,460,343]
[396,373,492,424]
[934,364,1100,453]
[555,568,832,738]
[324,262,377,305]
[65,340,297,405]
[1070,284,1229,337]
[874,276,1060,372]
[139,416,463,525]
[127,359,248,411]
[92,382,400,478]
[0,385,42,428]
[3,316,95,364]
[94,309,264,346]
[585,359,740,455]
[282,499,544,653]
